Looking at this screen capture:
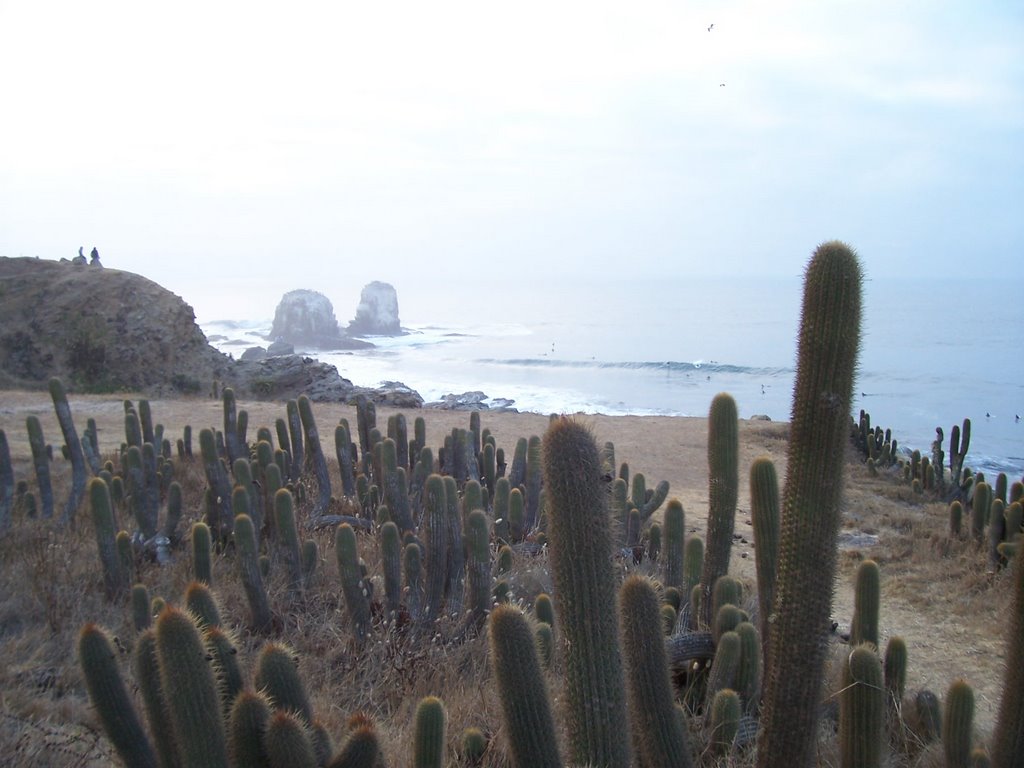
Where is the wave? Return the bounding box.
[474,358,792,376]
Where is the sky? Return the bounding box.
[1,0,1022,321]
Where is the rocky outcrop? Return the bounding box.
[424,391,518,412]
[270,290,371,350]
[347,281,401,336]
[230,355,359,402]
[348,381,424,408]
[0,256,232,394]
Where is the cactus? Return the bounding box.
[750,456,780,661]
[758,241,862,768]
[229,690,273,768]
[661,498,686,589]
[884,635,907,714]
[524,435,543,532]
[464,509,492,627]
[192,521,213,585]
[88,477,126,599]
[949,418,971,495]
[0,430,13,534]
[155,606,230,767]
[131,584,151,633]
[839,644,884,768]
[185,580,223,629]
[275,488,304,597]
[199,427,233,539]
[618,575,693,767]
[264,710,318,768]
[255,642,314,725]
[701,392,739,626]
[206,626,244,718]
[336,523,372,646]
[991,540,1024,765]
[235,513,273,631]
[945,679,975,768]
[335,423,357,497]
[421,474,449,625]
[78,623,158,768]
[26,414,54,519]
[413,695,447,768]
[379,521,402,622]
[542,416,629,768]
[710,689,741,755]
[328,719,381,767]
[444,475,465,617]
[404,541,424,622]
[488,604,562,768]
[297,395,331,518]
[48,378,87,524]
[972,481,992,542]
[850,559,881,648]
[132,628,181,767]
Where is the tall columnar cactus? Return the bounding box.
[222,387,241,465]
[0,429,13,534]
[335,422,357,497]
[379,521,402,622]
[264,710,318,768]
[192,521,213,585]
[710,689,741,756]
[840,644,884,768]
[945,679,975,768]
[972,481,992,543]
[229,690,273,768]
[542,417,629,768]
[524,435,543,532]
[199,427,233,539]
[185,580,223,629]
[444,475,465,617]
[336,523,372,646]
[26,415,54,519]
[421,474,449,625]
[235,513,273,632]
[618,575,694,767]
[464,509,492,627]
[88,477,126,599]
[508,437,527,491]
[850,559,881,648]
[255,642,314,726]
[701,392,739,627]
[205,626,244,719]
[884,636,908,713]
[298,395,332,518]
[155,606,230,767]
[79,623,158,768]
[661,500,686,591]
[488,604,563,768]
[275,488,304,597]
[758,241,863,768]
[382,438,415,532]
[413,696,447,768]
[991,541,1024,765]
[750,456,780,660]
[48,378,87,524]
[949,418,971,493]
[285,398,305,482]
[132,628,180,766]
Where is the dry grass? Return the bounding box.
[0,390,1013,765]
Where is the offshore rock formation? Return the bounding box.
[270,289,370,350]
[347,281,401,336]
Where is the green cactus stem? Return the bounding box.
[49,378,87,524]
[840,644,884,768]
[335,423,357,497]
[661,498,686,589]
[750,456,780,661]
[229,690,273,768]
[79,623,158,768]
[26,414,54,519]
[235,513,273,632]
[487,604,562,768]
[542,417,629,768]
[199,427,233,539]
[758,241,863,768]
[945,679,975,768]
[264,710,318,768]
[413,696,447,768]
[701,392,739,627]
[336,523,372,646]
[0,430,13,534]
[192,522,213,585]
[88,477,125,600]
[275,488,304,597]
[850,559,881,648]
[619,575,694,767]
[991,541,1024,765]
[255,641,314,725]
[155,606,229,767]
[132,628,180,767]
[421,474,449,626]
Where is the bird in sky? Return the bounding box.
[719,83,726,87]
[708,23,714,31]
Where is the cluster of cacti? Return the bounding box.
[11,239,1024,767]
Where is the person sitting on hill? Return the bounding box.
[72,247,87,265]
[89,247,101,267]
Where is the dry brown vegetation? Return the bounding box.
[0,390,1013,765]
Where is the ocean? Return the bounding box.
[200,275,1024,479]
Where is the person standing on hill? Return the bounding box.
[89,247,100,266]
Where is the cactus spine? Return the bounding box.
[758,241,863,768]
[542,417,629,768]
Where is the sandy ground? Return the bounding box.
[0,389,1010,737]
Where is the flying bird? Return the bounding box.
[708,23,714,31]
[719,83,726,87]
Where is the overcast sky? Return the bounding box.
[1,1,1021,320]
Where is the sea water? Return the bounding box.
[201,275,1023,478]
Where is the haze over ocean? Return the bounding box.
[201,274,1024,478]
